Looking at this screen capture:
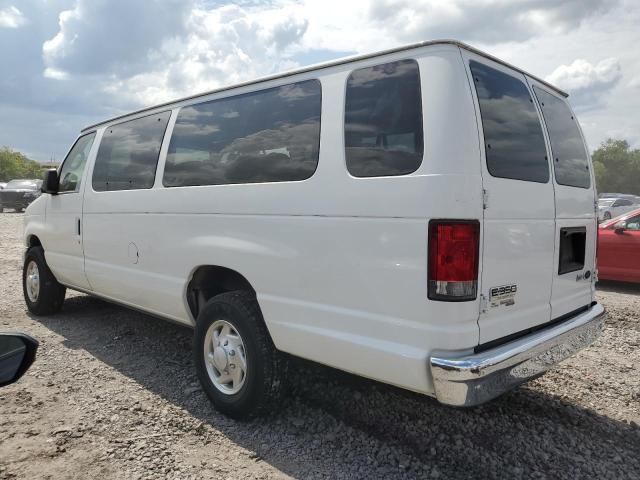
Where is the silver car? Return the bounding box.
[598,196,639,221]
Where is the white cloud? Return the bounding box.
[546,58,622,110]
[0,5,25,28]
[36,0,630,109]
[366,0,614,44]
[45,2,309,106]
[270,0,619,56]
[43,67,69,80]
[43,0,194,77]
[547,58,621,91]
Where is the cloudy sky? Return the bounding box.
[0,0,638,162]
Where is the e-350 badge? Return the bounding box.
[489,284,517,308]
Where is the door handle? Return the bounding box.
[76,217,81,236]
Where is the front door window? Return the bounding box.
[58,133,96,193]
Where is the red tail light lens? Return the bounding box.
[428,220,480,301]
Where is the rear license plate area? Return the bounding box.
[559,227,586,275]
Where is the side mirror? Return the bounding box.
[0,333,38,388]
[614,221,627,234]
[41,169,59,194]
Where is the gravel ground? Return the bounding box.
[0,212,639,479]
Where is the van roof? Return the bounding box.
[81,39,568,132]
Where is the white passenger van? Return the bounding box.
[23,40,605,418]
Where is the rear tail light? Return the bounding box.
[428,220,480,301]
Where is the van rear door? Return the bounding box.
[463,52,556,344]
[529,82,596,319]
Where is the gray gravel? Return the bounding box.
[0,212,639,479]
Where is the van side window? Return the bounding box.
[163,79,321,187]
[533,86,590,189]
[58,132,96,193]
[344,59,423,177]
[470,61,549,183]
[93,111,171,191]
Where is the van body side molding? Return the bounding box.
[430,302,605,406]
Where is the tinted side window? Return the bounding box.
[533,86,590,189]
[344,59,423,177]
[93,111,171,191]
[164,80,321,187]
[59,132,96,193]
[470,61,549,183]
[626,215,640,231]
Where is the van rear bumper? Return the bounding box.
[429,302,605,406]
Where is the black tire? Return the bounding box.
[23,246,66,315]
[194,291,286,419]
[603,212,612,220]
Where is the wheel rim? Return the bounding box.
[26,261,40,303]
[204,320,247,395]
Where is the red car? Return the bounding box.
[598,207,640,282]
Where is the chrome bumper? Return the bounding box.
[430,303,605,407]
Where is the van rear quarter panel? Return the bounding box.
[81,45,483,394]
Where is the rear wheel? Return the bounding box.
[603,211,612,220]
[23,247,66,315]
[194,291,286,419]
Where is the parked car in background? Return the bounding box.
[598,196,639,221]
[0,179,42,212]
[599,192,627,199]
[598,207,640,282]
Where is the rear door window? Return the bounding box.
[344,59,423,177]
[470,61,549,183]
[533,86,590,188]
[93,111,171,191]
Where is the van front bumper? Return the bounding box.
[429,302,605,406]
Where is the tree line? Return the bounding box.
[0,139,637,192]
[0,147,43,182]
[592,139,640,195]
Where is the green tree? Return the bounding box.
[0,147,42,182]
[591,139,640,195]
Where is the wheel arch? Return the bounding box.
[185,265,257,322]
[26,234,42,249]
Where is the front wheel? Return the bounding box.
[603,211,612,220]
[23,247,66,315]
[194,291,286,419]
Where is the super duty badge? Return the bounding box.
[490,284,517,308]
